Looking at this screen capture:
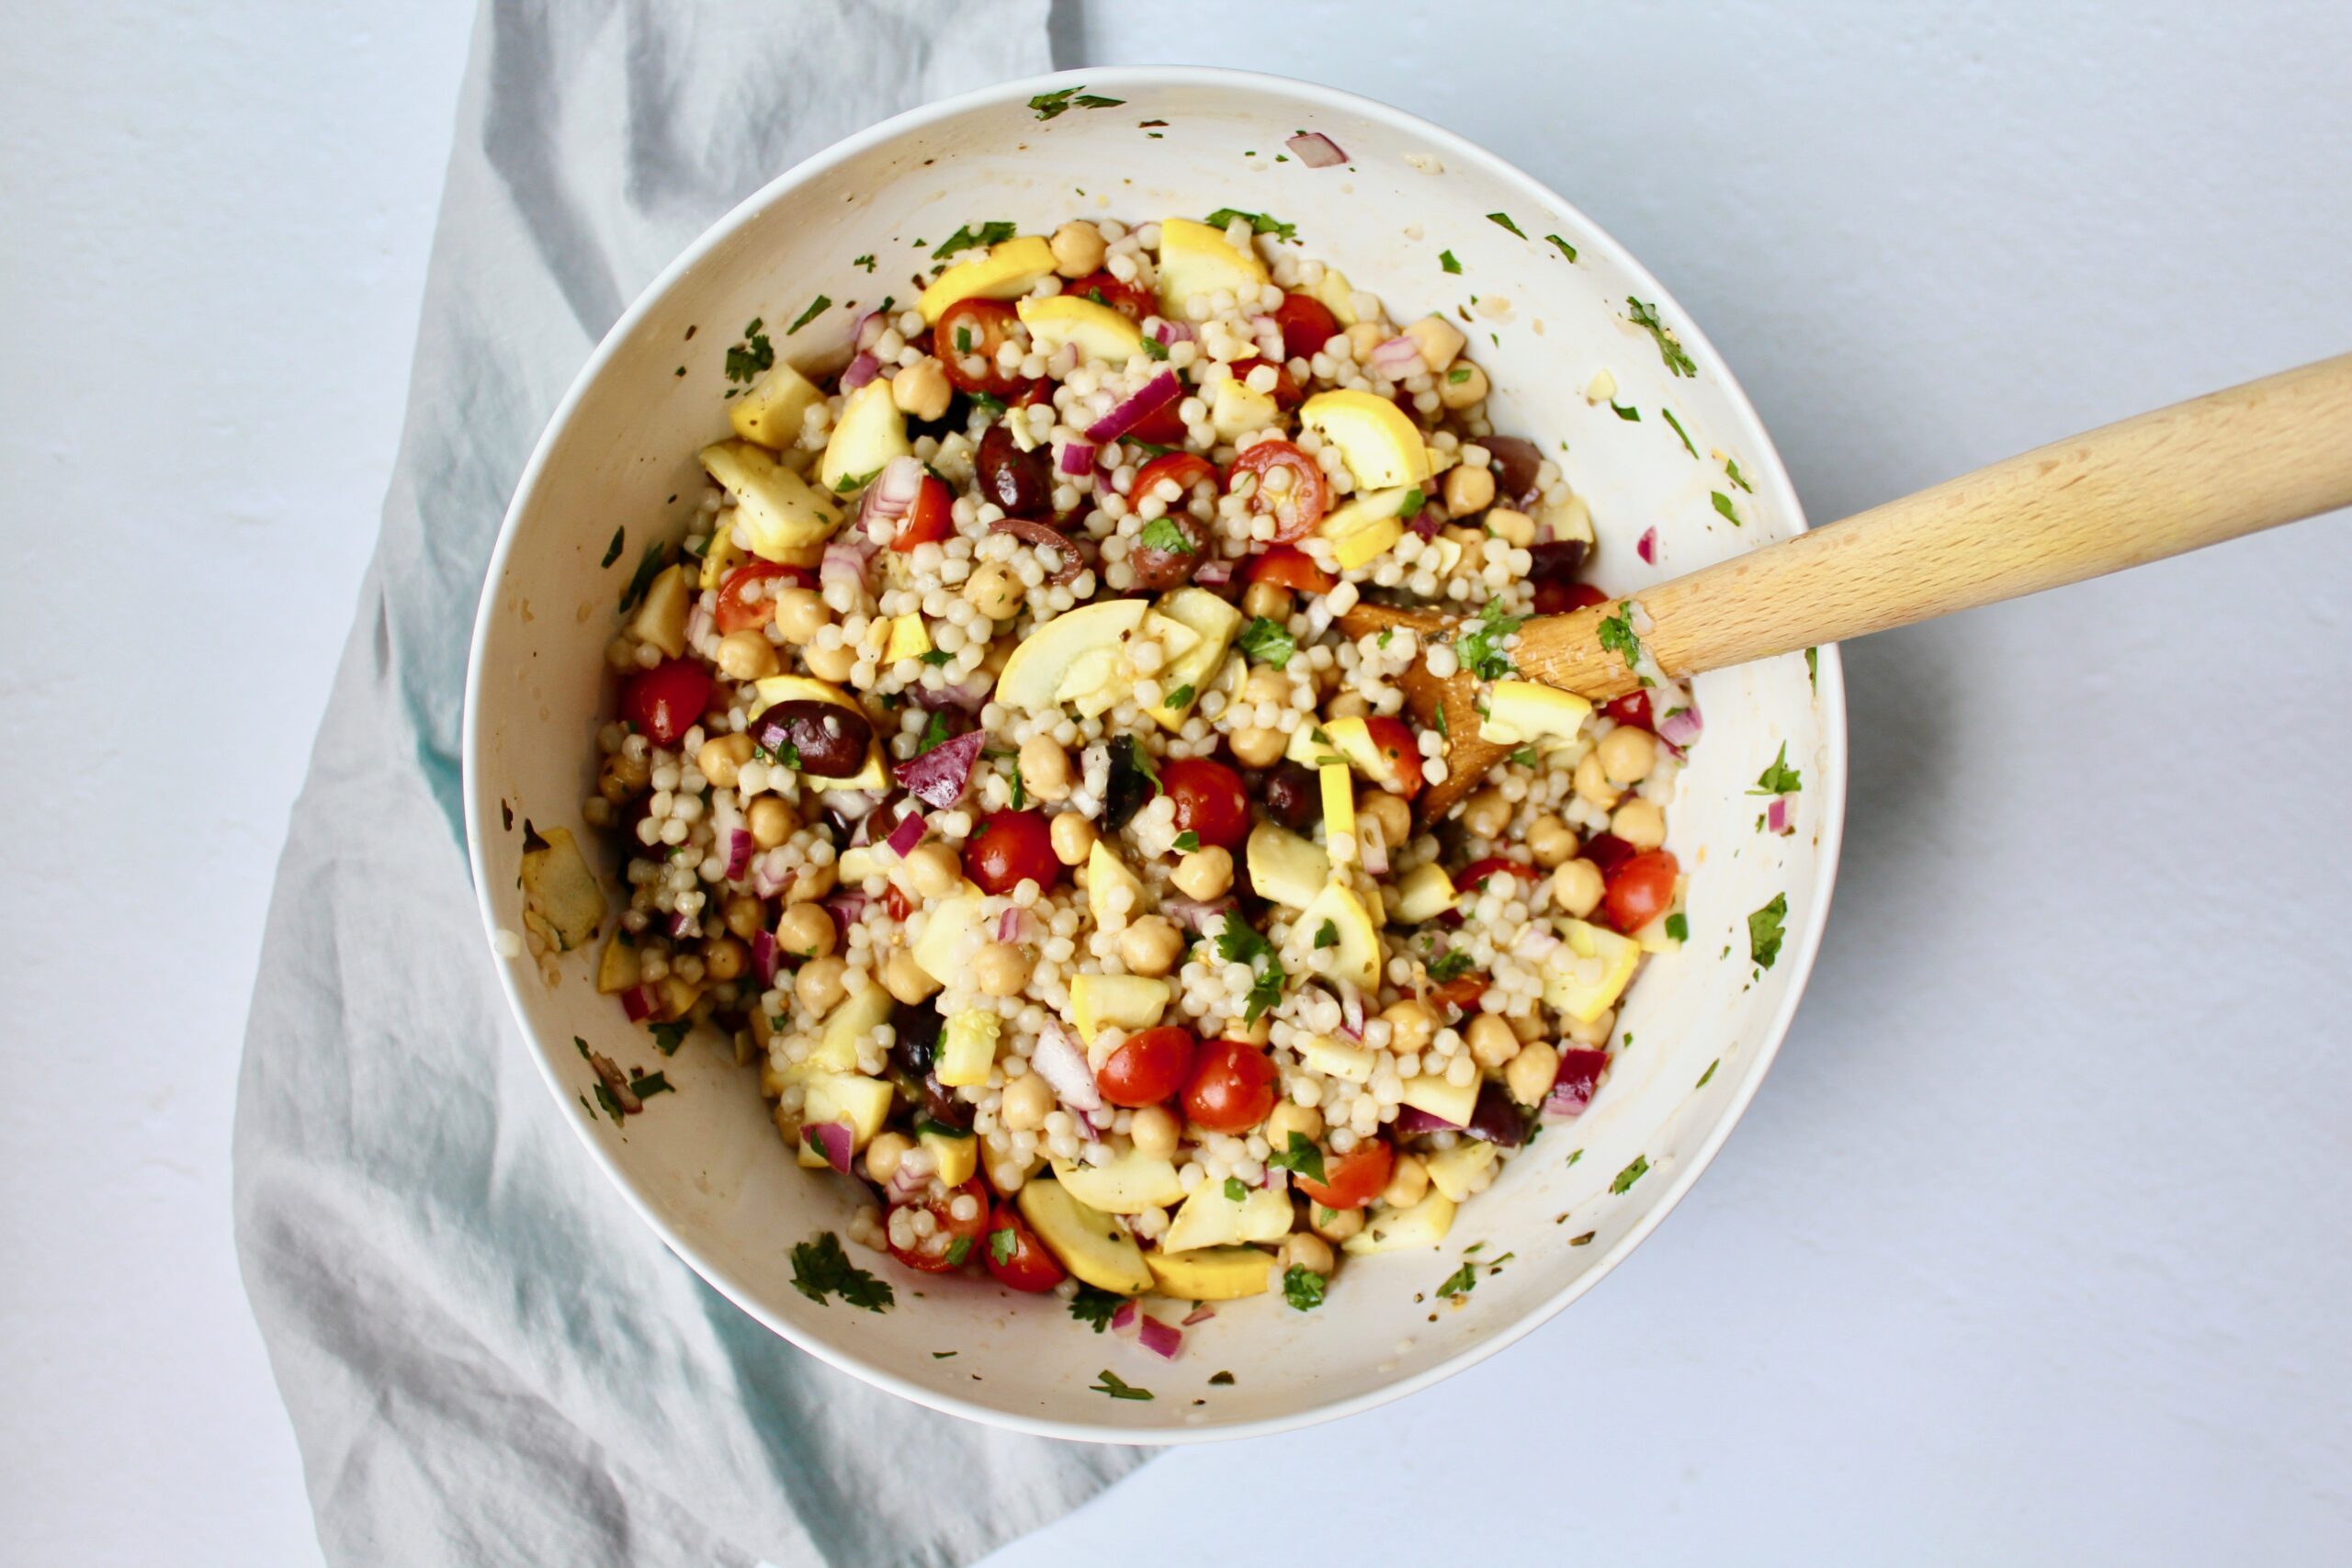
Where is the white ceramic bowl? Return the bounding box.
[463,66,1846,1441]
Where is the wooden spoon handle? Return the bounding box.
[1517,351,2352,699]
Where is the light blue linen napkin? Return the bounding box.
[232,5,1148,1562]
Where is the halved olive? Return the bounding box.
[748,699,873,777]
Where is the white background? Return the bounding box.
[4,3,2348,1563]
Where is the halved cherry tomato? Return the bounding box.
[1272,291,1340,361]
[1063,271,1156,322]
[891,473,956,552]
[621,659,712,747]
[1159,756,1250,851]
[1533,580,1609,615]
[981,1201,1067,1292]
[1428,974,1488,1012]
[714,560,817,634]
[1131,451,1217,500]
[1227,357,1305,409]
[1600,690,1654,732]
[1096,1025,1196,1107]
[1294,1138,1393,1211]
[1012,378,1056,409]
[966,809,1061,895]
[883,884,913,923]
[934,298,1031,398]
[1182,1038,1279,1134]
[1243,545,1335,594]
[1577,831,1635,880]
[1456,855,1534,896]
[887,1176,991,1273]
[1126,399,1189,446]
[1359,715,1425,800]
[1603,848,1679,933]
[1227,438,1329,542]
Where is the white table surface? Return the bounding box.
[5,3,2347,1562]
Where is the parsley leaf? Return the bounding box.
[1091,1369,1153,1401]
[1137,516,1198,555]
[915,710,952,754]
[853,253,875,272]
[1165,682,1195,709]
[1204,207,1297,241]
[724,318,775,384]
[1748,893,1788,971]
[918,648,955,666]
[1029,86,1125,120]
[600,525,626,568]
[1236,616,1296,669]
[1174,829,1200,853]
[1660,406,1697,458]
[648,1020,689,1056]
[591,1082,624,1124]
[1313,919,1339,950]
[1069,1285,1125,1332]
[1611,1156,1651,1194]
[1453,598,1526,682]
[786,295,831,335]
[1225,1176,1250,1202]
[1439,249,1462,274]
[989,1228,1017,1265]
[1427,949,1475,984]
[943,1235,972,1267]
[1595,602,1642,671]
[1696,1057,1719,1089]
[1267,1132,1327,1186]
[1805,646,1819,690]
[1713,490,1740,525]
[790,1232,894,1311]
[1544,232,1577,262]
[933,220,1016,262]
[1627,297,1696,378]
[1139,333,1170,360]
[1611,401,1642,422]
[1749,743,1803,795]
[1006,756,1025,810]
[1436,1260,1478,1297]
[1433,701,1448,739]
[1283,1266,1328,1311]
[1509,745,1539,767]
[1397,486,1427,521]
[1665,912,1690,943]
[617,540,671,613]
[1486,210,1527,238]
[1725,457,1754,493]
[1214,916,1287,1023]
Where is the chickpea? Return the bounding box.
[1597,725,1657,789]
[1382,999,1438,1055]
[864,1130,911,1184]
[769,588,831,647]
[597,750,650,803]
[962,561,1023,621]
[879,949,938,1004]
[1344,321,1386,361]
[1484,506,1535,548]
[1573,751,1621,809]
[1240,665,1290,706]
[1403,313,1466,372]
[1611,797,1668,852]
[889,358,952,422]
[1551,859,1606,919]
[1018,735,1073,802]
[1232,1009,1272,1047]
[1241,580,1294,621]
[1442,463,1495,516]
[1565,1007,1614,1047]
[722,893,764,941]
[901,841,963,899]
[794,955,848,1016]
[775,900,837,960]
[1117,914,1183,977]
[1001,1071,1054,1133]
[1461,787,1512,839]
[801,639,856,682]
[1308,1202,1364,1242]
[699,935,747,982]
[1381,1152,1430,1209]
[1466,1013,1521,1069]
[1280,1232,1335,1277]
[789,859,839,901]
[1504,1041,1561,1107]
[1229,726,1285,768]
[1528,813,1577,868]
[696,732,753,789]
[1357,791,1410,852]
[1048,812,1097,867]
[973,941,1033,997]
[748,795,798,849]
[1128,1103,1180,1159]
[1049,219,1107,277]
[714,628,780,681]
[1264,1100,1324,1148]
[1170,845,1234,900]
[1510,1011,1545,1043]
[1437,360,1489,410]
[1328,691,1371,721]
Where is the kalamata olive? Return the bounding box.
[1125,511,1207,589]
[1461,1080,1529,1148]
[1527,538,1589,583]
[1482,435,1546,512]
[920,1074,969,1131]
[890,1001,942,1082]
[748,699,873,777]
[976,423,1052,518]
[1102,736,1156,831]
[1259,761,1320,831]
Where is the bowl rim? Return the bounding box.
[462,62,1849,1445]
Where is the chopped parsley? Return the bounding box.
[1453,597,1526,682]
[1712,491,1740,525]
[1749,743,1803,796]
[786,295,831,335]
[617,540,671,613]
[1805,646,1819,690]
[1215,917,1288,1023]
[1267,1132,1327,1186]
[1595,601,1642,671]
[1659,406,1697,458]
[1509,745,1539,767]
[1091,1369,1153,1401]
[1224,1176,1250,1202]
[1696,1058,1719,1089]
[591,1082,624,1124]
[1006,757,1025,809]
[1236,615,1297,669]
[1725,456,1754,493]
[955,325,972,354]
[1283,1267,1328,1311]
[1377,628,1394,649]
[1611,1156,1651,1194]
[933,220,1016,262]
[943,1235,972,1267]
[1433,701,1448,739]
[1137,516,1198,555]
[1397,486,1427,521]
[1138,333,1170,361]
[1486,210,1527,238]
[1436,1260,1479,1297]
[1427,949,1475,984]
[1611,401,1641,422]
[1165,682,1195,709]
[648,1019,689,1056]
[1173,830,1200,853]
[1313,919,1339,950]
[1209,1370,1236,1386]
[1627,297,1696,378]
[1204,208,1296,242]
[989,1228,1017,1265]
[918,648,955,666]
[1028,86,1125,121]
[1748,893,1788,971]
[1544,232,1577,262]
[915,710,952,754]
[627,1071,673,1101]
[724,318,774,384]
[790,1232,895,1311]
[1440,249,1462,274]
[600,525,626,568]
[852,253,875,272]
[833,467,879,494]
[1665,912,1690,943]
[1069,1284,1124,1332]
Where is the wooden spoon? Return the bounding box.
[1340,353,2352,822]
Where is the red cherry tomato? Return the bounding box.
[1534,580,1609,615]
[891,473,955,552]
[882,883,913,923]
[1063,271,1156,322]
[1428,974,1488,1012]
[1183,1038,1280,1134]
[1456,855,1534,896]
[713,560,816,634]
[1600,690,1654,732]
[1272,291,1340,361]
[1578,831,1635,880]
[887,1177,992,1273]
[1159,756,1250,851]
[981,1201,1067,1292]
[1227,439,1329,542]
[1603,848,1679,933]
[1131,451,1218,500]
[965,809,1060,895]
[1359,715,1425,801]
[1126,399,1189,446]
[621,659,712,747]
[1227,357,1305,409]
[1096,1025,1196,1108]
[934,299,1032,398]
[1243,546,1335,594]
[1294,1139,1393,1211]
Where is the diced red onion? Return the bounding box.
[801,1121,854,1175]
[1084,369,1182,442]
[997,907,1033,945]
[685,599,716,651]
[895,729,985,809]
[819,787,885,824]
[1111,1299,1138,1333]
[1392,1105,1462,1135]
[910,671,992,713]
[670,909,699,941]
[1137,1314,1183,1360]
[1030,1023,1102,1112]
[724,828,754,881]
[751,929,779,985]
[820,539,872,597]
[1544,1048,1611,1120]
[752,850,794,899]
[587,1048,641,1113]
[1357,815,1390,875]
[1161,896,1237,936]
[884,807,927,859]
[1533,521,1554,545]
[1654,694,1703,749]
[883,1161,932,1203]
[988,517,1089,585]
[1408,509,1442,540]
[1338,979,1365,1039]
[840,351,882,391]
[1058,440,1097,476]
[1193,558,1234,587]
[1636,526,1657,565]
[1286,130,1347,167]
[1181,1303,1216,1326]
[854,308,889,354]
[620,984,657,1022]
[822,889,870,927]
[855,456,924,529]
[1371,336,1422,378]
[1768,795,1792,835]
[1515,924,1561,962]
[1148,319,1195,345]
